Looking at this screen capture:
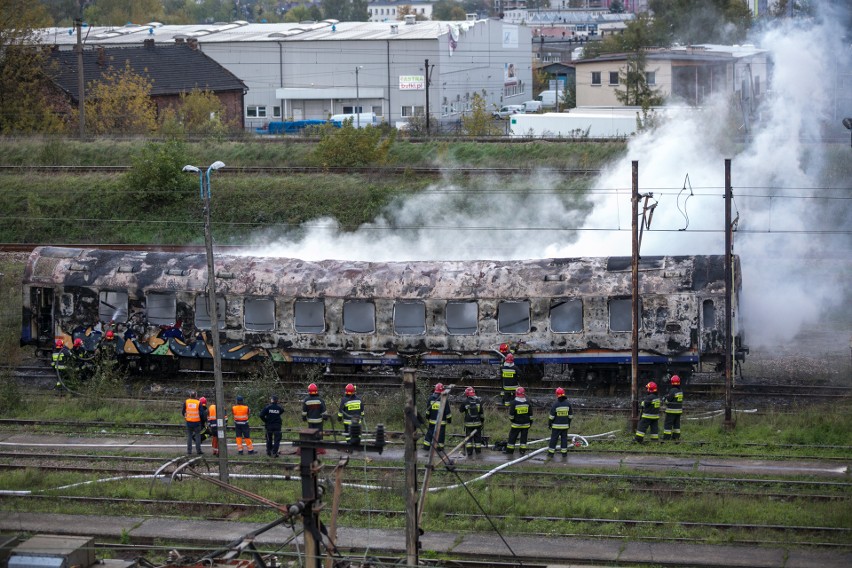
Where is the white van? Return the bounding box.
[522,100,543,113]
[537,90,566,109]
[492,105,525,119]
[329,112,376,128]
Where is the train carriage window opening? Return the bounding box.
[447,301,478,335]
[609,298,641,332]
[294,299,325,334]
[195,295,226,330]
[146,292,177,326]
[99,291,128,323]
[343,300,376,334]
[244,298,275,331]
[497,301,531,334]
[393,301,426,335]
[551,299,583,333]
[703,300,716,330]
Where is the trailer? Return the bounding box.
[509,108,643,138]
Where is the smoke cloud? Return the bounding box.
[250,2,851,349]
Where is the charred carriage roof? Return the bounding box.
[23,247,734,298]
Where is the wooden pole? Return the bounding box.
[402,369,419,566]
[630,160,640,430]
[724,159,734,428]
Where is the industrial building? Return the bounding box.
[36,18,533,131]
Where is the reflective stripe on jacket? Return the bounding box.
[232,404,250,423]
[665,387,683,414]
[640,395,661,419]
[184,399,201,423]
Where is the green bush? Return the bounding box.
[125,140,195,205]
[313,121,396,167]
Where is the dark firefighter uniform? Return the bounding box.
[663,384,684,440]
[422,392,452,451]
[338,393,364,442]
[459,391,484,455]
[259,396,284,457]
[500,360,518,407]
[635,391,661,443]
[506,391,532,455]
[548,396,574,456]
[302,393,327,428]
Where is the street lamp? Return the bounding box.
[182,161,228,482]
[355,65,364,128]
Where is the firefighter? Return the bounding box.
[422,383,452,452]
[259,394,284,457]
[232,395,256,455]
[506,386,532,455]
[182,390,206,455]
[206,396,222,456]
[302,383,327,429]
[51,339,71,392]
[500,353,519,407]
[459,386,484,456]
[662,375,684,441]
[547,387,574,457]
[635,382,661,443]
[337,383,363,443]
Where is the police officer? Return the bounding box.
[337,383,363,443]
[302,383,327,429]
[459,386,484,456]
[635,382,661,443]
[422,383,452,452]
[259,394,284,457]
[662,375,684,441]
[232,395,256,455]
[501,353,519,407]
[547,387,574,457]
[182,390,206,455]
[506,386,532,455]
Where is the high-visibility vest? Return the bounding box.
[232,404,249,423]
[208,404,217,426]
[185,399,201,422]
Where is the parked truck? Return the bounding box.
[509,108,643,138]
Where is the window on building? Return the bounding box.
[147,292,176,326]
[551,299,583,333]
[609,298,641,332]
[272,106,282,118]
[293,300,324,333]
[342,105,363,114]
[646,71,656,85]
[609,71,619,85]
[195,295,226,330]
[394,301,426,335]
[245,298,275,331]
[401,106,425,117]
[498,301,530,333]
[446,301,478,335]
[591,71,601,86]
[247,106,267,118]
[343,300,375,334]
[372,105,383,116]
[99,291,128,323]
[703,300,716,330]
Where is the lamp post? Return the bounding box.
[355,65,364,128]
[182,161,228,482]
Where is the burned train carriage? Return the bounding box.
[21,247,743,383]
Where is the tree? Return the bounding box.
[612,16,665,109]
[431,1,467,21]
[461,93,501,136]
[0,0,65,134]
[313,121,396,167]
[84,0,165,26]
[82,61,157,135]
[609,0,625,13]
[321,0,349,20]
[648,0,752,46]
[397,5,427,21]
[161,88,232,137]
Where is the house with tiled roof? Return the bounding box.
[46,40,247,129]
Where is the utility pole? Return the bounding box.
[424,58,432,136]
[75,18,85,139]
[630,160,639,430]
[402,369,419,566]
[724,159,734,429]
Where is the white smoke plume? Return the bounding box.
[250,3,851,348]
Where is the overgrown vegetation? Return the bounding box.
[312,121,396,168]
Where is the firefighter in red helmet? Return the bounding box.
[500,353,519,407]
[663,375,684,441]
[460,386,484,456]
[547,387,574,457]
[635,381,661,443]
[506,386,532,455]
[422,383,452,452]
[338,384,363,443]
[302,383,328,429]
